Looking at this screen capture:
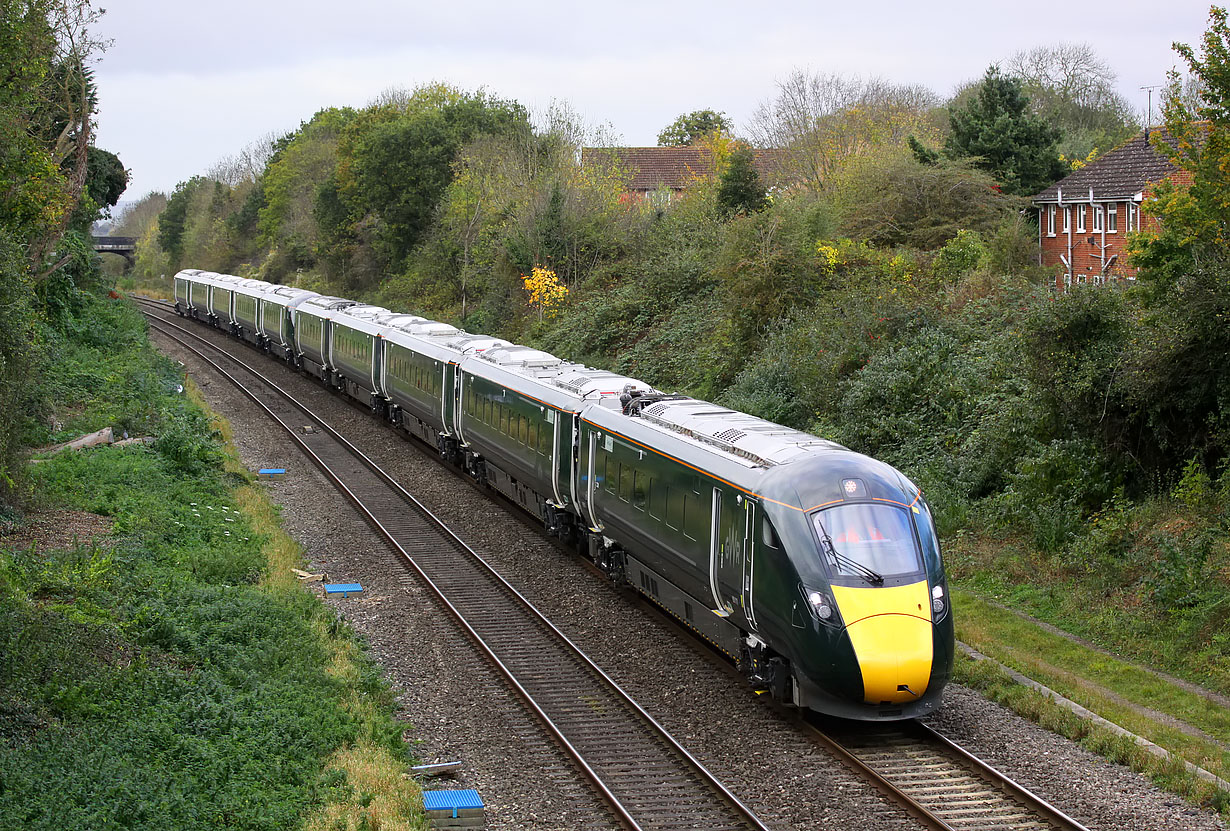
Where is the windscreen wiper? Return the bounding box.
[815,519,885,585]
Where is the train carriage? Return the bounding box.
[206,273,245,328]
[179,270,223,321]
[329,306,392,409]
[173,269,204,316]
[457,347,652,525]
[257,286,319,361]
[292,296,356,379]
[380,318,501,449]
[231,279,273,345]
[580,395,952,719]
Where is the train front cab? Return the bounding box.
[756,455,953,720]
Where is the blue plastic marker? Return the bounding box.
[423,790,484,820]
[324,583,363,598]
[258,468,286,475]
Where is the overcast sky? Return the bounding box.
[93,0,1216,203]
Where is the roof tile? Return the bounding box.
[1031,129,1183,203]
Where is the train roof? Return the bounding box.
[465,346,653,411]
[582,395,845,478]
[331,307,389,337]
[636,397,843,468]
[384,326,509,365]
[261,285,319,309]
[298,296,357,315]
[229,278,274,299]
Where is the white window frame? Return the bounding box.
[1075,204,1086,233]
[1107,203,1118,233]
[1092,205,1104,232]
[1062,206,1071,233]
[1127,203,1137,232]
[1047,205,1056,236]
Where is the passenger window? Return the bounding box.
[649,478,665,520]
[632,470,647,511]
[666,486,682,530]
[683,492,706,542]
[604,455,616,494]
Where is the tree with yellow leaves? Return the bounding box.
[522,266,568,320]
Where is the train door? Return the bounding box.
[452,370,465,444]
[551,409,576,510]
[440,361,450,431]
[708,488,730,615]
[709,487,752,627]
[742,499,757,631]
[584,430,602,532]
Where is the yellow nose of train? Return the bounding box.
[831,581,933,705]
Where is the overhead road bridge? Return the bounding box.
[92,235,137,266]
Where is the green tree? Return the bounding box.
[657,109,732,146]
[945,65,1067,195]
[829,147,1014,249]
[157,176,205,268]
[1136,6,1230,265]
[716,142,767,216]
[1125,7,1230,472]
[333,88,529,283]
[1007,42,1139,160]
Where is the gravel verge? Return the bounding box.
[149,311,1226,831]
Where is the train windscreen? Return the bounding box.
[812,503,922,579]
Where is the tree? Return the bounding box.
[717,142,767,216]
[1124,8,1230,472]
[1006,42,1139,159]
[157,176,206,268]
[657,109,733,146]
[829,148,1014,249]
[335,87,530,280]
[747,71,940,190]
[1132,6,1230,277]
[944,65,1067,196]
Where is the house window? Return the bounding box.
[1047,205,1056,236]
[1107,203,1118,233]
[1093,205,1104,232]
[1075,205,1086,233]
[1127,203,1138,231]
[1062,207,1071,233]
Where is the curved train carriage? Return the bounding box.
[171,269,954,720]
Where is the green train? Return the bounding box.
[174,269,953,720]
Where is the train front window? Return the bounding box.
[812,503,922,581]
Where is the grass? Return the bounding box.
[0,289,426,830]
[942,493,1230,819]
[955,651,1230,817]
[193,383,427,831]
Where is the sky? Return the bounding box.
[92,0,1217,205]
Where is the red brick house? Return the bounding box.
[581,146,782,206]
[1031,130,1193,290]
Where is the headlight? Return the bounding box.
[801,585,842,627]
[931,584,947,619]
[807,591,833,620]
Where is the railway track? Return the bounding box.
[136,296,1097,831]
[135,298,770,831]
[806,718,1092,831]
